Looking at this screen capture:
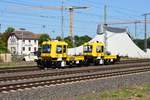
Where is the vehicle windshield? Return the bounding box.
[84,45,92,53]
[42,45,51,53]
[96,46,104,53]
[56,45,62,53]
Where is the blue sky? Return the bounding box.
[0,0,150,39]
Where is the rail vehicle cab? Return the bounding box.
[37,40,68,68]
[83,42,105,65]
[83,41,117,65]
[83,42,104,57]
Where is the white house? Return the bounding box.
[7,30,40,55]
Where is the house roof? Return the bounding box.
[11,30,41,40]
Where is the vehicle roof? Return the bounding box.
[42,40,68,45]
[84,41,104,46]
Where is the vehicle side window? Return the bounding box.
[101,46,104,52]
[63,45,66,53]
[96,46,101,53]
[96,46,104,53]
[42,45,51,53]
[84,45,92,53]
[56,45,62,53]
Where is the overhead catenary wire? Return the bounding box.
[0,0,148,39]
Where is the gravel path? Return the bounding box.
[0,71,150,100]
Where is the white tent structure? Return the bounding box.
[68,26,149,58]
[146,49,150,56]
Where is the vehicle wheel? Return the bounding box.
[36,60,44,69]
[46,61,52,68]
[55,61,62,68]
[94,60,99,65]
[84,60,90,66]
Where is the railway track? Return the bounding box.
[0,59,150,74]
[0,61,150,93]
[0,62,150,82]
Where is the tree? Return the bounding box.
[5,27,15,33]
[56,36,62,41]
[64,36,73,48]
[0,40,7,53]
[38,34,51,45]
[0,27,14,53]
[64,35,92,48]
[1,27,15,47]
[75,35,92,46]
[133,39,144,50]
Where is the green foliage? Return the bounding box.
[4,27,15,33]
[64,36,73,48]
[64,35,92,48]
[1,27,15,47]
[0,27,14,53]
[133,39,144,50]
[38,34,51,45]
[0,40,7,53]
[75,35,92,46]
[56,36,62,41]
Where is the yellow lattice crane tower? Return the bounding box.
[67,6,88,47]
[32,6,88,47]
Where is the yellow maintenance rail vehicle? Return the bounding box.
[36,40,119,68]
[37,40,67,68]
[83,42,118,65]
[36,40,85,68]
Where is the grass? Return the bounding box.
[77,84,150,100]
[0,62,36,69]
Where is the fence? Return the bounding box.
[0,53,12,62]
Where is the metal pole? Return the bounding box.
[142,13,150,52]
[61,0,64,40]
[144,15,147,52]
[0,24,1,34]
[42,25,46,33]
[69,8,75,47]
[104,3,107,53]
[19,28,25,55]
[134,22,137,38]
[21,31,23,55]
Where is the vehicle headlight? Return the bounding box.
[97,56,101,59]
[57,58,62,61]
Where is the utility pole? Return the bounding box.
[69,7,74,47]
[104,0,107,53]
[143,13,150,52]
[42,25,46,33]
[0,24,1,34]
[19,28,26,55]
[61,0,64,40]
[134,21,138,38]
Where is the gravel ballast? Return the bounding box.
[0,71,150,100]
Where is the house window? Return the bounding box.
[22,47,25,51]
[29,40,31,43]
[34,40,36,44]
[29,47,31,51]
[34,47,36,51]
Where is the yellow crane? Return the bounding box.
[33,6,88,47]
[67,6,88,47]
